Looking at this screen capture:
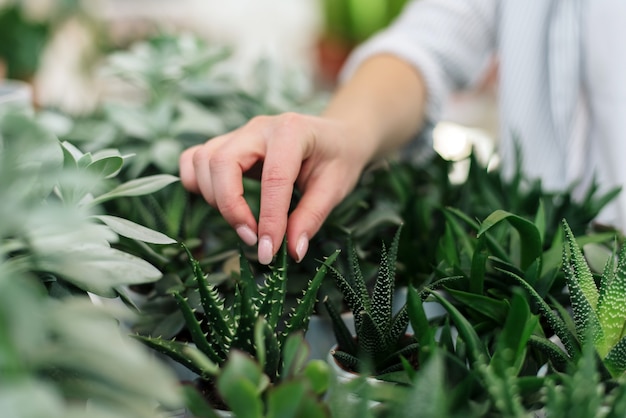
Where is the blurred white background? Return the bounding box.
[16,0,498,167]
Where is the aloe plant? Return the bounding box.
[135,242,339,384]
[324,226,419,377]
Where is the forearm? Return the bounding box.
[322,53,428,162]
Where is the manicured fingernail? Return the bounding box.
[295,234,309,263]
[258,235,274,265]
[236,224,257,246]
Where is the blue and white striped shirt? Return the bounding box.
[341,0,626,230]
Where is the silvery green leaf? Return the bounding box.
[44,299,183,410]
[29,218,117,247]
[36,244,162,297]
[93,215,176,244]
[0,380,65,418]
[89,174,179,206]
[172,99,225,136]
[150,138,183,174]
[104,103,153,139]
[87,154,124,179]
[61,140,85,162]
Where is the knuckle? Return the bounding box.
[276,112,305,132]
[191,146,209,167]
[207,153,231,172]
[263,166,292,189]
[247,115,271,129]
[216,197,242,215]
[303,204,329,229]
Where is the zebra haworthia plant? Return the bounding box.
[561,219,626,378]
[325,226,419,377]
[135,242,340,382]
[501,218,626,379]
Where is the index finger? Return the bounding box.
[256,118,312,264]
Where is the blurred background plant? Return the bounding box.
[0,109,180,301]
[0,108,186,417]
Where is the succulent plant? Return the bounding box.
[134,242,340,383]
[0,109,177,299]
[324,226,419,377]
[183,332,332,418]
[560,219,626,377]
[496,218,626,380]
[0,268,184,418]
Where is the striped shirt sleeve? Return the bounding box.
[339,0,498,124]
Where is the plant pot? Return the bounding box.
[307,286,445,361]
[306,311,355,361]
[315,36,353,86]
[168,407,233,418]
[326,345,398,409]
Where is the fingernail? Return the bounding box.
[258,235,274,265]
[295,234,309,263]
[236,224,257,246]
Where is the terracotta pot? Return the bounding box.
[315,36,353,86]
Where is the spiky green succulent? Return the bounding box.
[500,219,626,378]
[135,242,339,382]
[325,226,419,376]
[560,219,626,377]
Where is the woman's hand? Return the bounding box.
[180,54,427,265]
[179,112,373,264]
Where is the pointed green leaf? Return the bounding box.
[132,335,209,377]
[347,236,370,312]
[172,292,224,364]
[323,297,357,355]
[604,335,626,378]
[477,210,542,271]
[490,291,538,376]
[183,245,233,344]
[429,291,487,364]
[597,244,626,353]
[331,350,360,373]
[357,311,387,368]
[445,287,508,324]
[329,265,365,332]
[93,215,177,244]
[497,266,579,358]
[566,265,605,349]
[260,241,288,328]
[372,242,394,332]
[562,219,599,309]
[87,154,124,179]
[528,335,572,372]
[88,174,179,206]
[407,286,435,364]
[387,305,410,350]
[284,249,340,338]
